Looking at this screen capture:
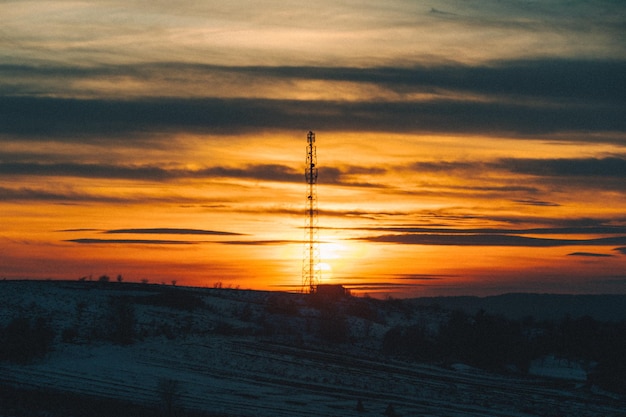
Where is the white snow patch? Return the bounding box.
[529,355,588,382]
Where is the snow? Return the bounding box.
[529,356,588,382]
[1,280,624,416]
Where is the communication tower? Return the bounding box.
[302,131,320,293]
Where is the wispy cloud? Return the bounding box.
[104,228,241,236]
[0,186,129,203]
[0,161,385,189]
[1,59,625,140]
[359,231,626,247]
[389,273,454,281]
[66,238,197,245]
[0,185,227,204]
[410,157,626,178]
[499,157,626,177]
[217,239,298,246]
[513,199,561,207]
[6,59,624,100]
[360,225,626,235]
[568,252,614,257]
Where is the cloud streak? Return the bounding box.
[3,59,625,101]
[499,157,626,177]
[360,233,626,247]
[66,239,197,245]
[0,95,622,138]
[104,228,241,236]
[1,59,625,140]
[0,161,384,189]
[568,252,614,257]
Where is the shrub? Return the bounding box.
[157,378,182,417]
[0,316,55,363]
[265,295,299,316]
[138,290,204,311]
[107,297,136,345]
[318,306,349,343]
[382,325,437,361]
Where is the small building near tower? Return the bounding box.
[315,284,350,300]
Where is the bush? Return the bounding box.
[437,310,530,371]
[383,310,533,372]
[318,306,349,343]
[0,316,55,363]
[138,290,204,311]
[107,297,136,345]
[265,295,299,316]
[382,325,437,361]
[157,378,182,416]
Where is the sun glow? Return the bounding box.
[320,241,346,260]
[316,240,353,282]
[315,262,333,281]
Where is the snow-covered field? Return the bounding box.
[1,280,624,416]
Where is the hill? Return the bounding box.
[1,280,625,416]
[411,293,626,322]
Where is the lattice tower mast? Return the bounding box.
[302,131,320,293]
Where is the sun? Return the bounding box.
[316,241,349,281]
[320,241,346,261]
[315,262,333,280]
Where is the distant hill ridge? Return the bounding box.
[5,279,626,322]
[412,293,626,322]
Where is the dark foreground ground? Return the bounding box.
[1,280,625,416]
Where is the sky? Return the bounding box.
[1,0,626,297]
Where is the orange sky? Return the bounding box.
[1,1,626,297]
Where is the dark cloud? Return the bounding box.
[105,228,241,236]
[217,239,298,245]
[340,282,436,291]
[615,247,626,255]
[513,199,561,207]
[242,206,409,220]
[66,238,196,245]
[0,161,384,189]
[57,228,103,232]
[0,162,299,182]
[389,274,453,280]
[0,95,619,138]
[117,59,626,104]
[1,59,625,139]
[360,233,626,247]
[0,161,302,182]
[0,185,231,204]
[531,217,626,229]
[409,157,626,179]
[0,162,174,181]
[0,186,127,203]
[343,166,387,175]
[6,59,625,102]
[499,157,626,177]
[429,8,456,16]
[568,252,614,257]
[404,157,626,193]
[411,161,480,173]
[201,165,301,183]
[361,225,626,235]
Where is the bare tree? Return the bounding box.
[157,378,182,416]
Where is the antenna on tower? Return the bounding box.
[302,131,320,293]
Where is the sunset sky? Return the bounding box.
[2,0,626,297]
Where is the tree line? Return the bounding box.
[382,309,626,394]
